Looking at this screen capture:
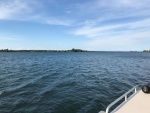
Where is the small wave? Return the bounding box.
[0,91,3,95]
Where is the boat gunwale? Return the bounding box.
[99,84,144,113]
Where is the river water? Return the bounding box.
[0,52,150,113]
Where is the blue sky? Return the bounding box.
[0,0,150,51]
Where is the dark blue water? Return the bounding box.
[0,52,150,113]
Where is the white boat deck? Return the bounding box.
[114,90,150,113]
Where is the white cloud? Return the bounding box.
[0,0,34,20]
[73,0,150,24]
[73,17,150,51]
[74,24,121,37]
[0,0,73,26]
[85,30,150,51]
[73,18,150,38]
[0,0,149,26]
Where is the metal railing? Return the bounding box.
[99,84,143,113]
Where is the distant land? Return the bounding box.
[143,49,150,52]
[0,49,149,52]
[0,48,87,52]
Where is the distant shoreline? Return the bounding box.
[143,49,150,52]
[0,49,149,53]
[0,49,87,52]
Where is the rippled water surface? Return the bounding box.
[0,52,150,113]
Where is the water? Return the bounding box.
[0,52,150,113]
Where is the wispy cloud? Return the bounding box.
[0,0,149,26]
[86,30,150,51]
[37,16,74,26]
[73,0,150,24]
[0,34,22,41]
[73,16,150,51]
[73,18,150,38]
[0,0,73,26]
[0,0,35,20]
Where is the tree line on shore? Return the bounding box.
[0,48,87,52]
[143,49,150,52]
